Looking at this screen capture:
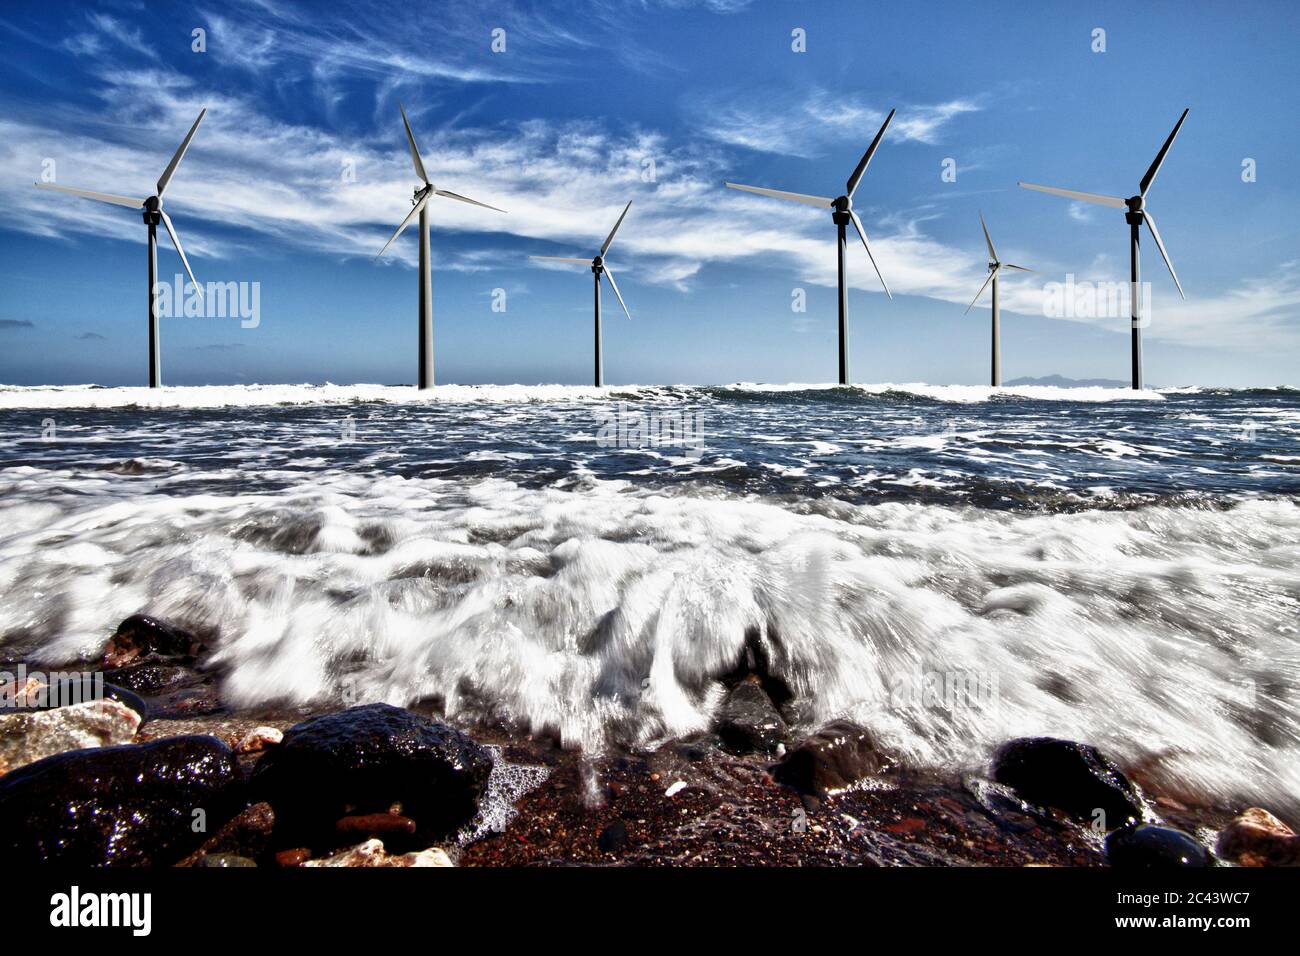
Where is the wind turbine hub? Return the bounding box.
[592,256,603,274]
[142,195,162,225]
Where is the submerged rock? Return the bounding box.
[103,614,203,668]
[302,838,453,867]
[992,737,1141,828]
[1106,825,1212,867]
[1215,807,1300,866]
[714,680,788,755]
[250,703,493,850]
[773,720,894,796]
[0,699,141,775]
[0,734,244,866]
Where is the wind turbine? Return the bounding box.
[527,201,633,387]
[1019,109,1189,390]
[34,109,208,388]
[724,108,895,385]
[964,212,1033,387]
[376,104,505,389]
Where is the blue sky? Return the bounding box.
[0,0,1297,387]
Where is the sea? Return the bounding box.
[0,382,1296,812]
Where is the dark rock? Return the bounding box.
[193,853,257,868]
[992,737,1141,828]
[597,820,628,853]
[250,703,493,850]
[103,615,203,668]
[773,721,894,796]
[104,661,200,696]
[717,627,794,710]
[179,801,275,865]
[275,847,311,867]
[1106,825,1212,867]
[714,680,788,755]
[16,676,146,721]
[0,735,244,866]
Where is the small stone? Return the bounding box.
[1106,825,1212,868]
[275,848,312,867]
[0,699,141,775]
[103,614,203,668]
[235,726,283,754]
[665,781,687,797]
[302,838,453,867]
[1215,807,1300,867]
[773,721,893,796]
[179,802,276,865]
[597,820,628,853]
[335,812,417,839]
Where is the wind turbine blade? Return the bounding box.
[846,107,895,198]
[849,209,891,299]
[964,267,997,315]
[157,108,207,197]
[434,189,505,213]
[1018,181,1127,209]
[602,267,631,320]
[724,182,834,208]
[1140,108,1189,197]
[599,201,632,256]
[1143,211,1184,299]
[1000,263,1035,273]
[979,210,998,261]
[159,211,203,300]
[375,193,430,259]
[398,103,430,185]
[528,256,591,264]
[33,182,144,209]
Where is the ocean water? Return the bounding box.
[0,383,1297,812]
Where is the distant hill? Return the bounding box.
[1004,375,1131,388]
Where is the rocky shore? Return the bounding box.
[1,614,1295,868]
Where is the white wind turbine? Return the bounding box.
[528,201,633,387]
[375,104,506,389]
[1019,109,1189,389]
[34,109,208,388]
[964,212,1033,387]
[724,109,895,385]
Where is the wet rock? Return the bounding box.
[15,676,146,720]
[773,720,894,796]
[992,737,1141,828]
[194,853,257,868]
[714,680,788,755]
[597,820,628,854]
[335,811,417,840]
[1215,807,1300,866]
[103,615,203,668]
[1106,825,1212,867]
[275,848,312,867]
[179,801,275,865]
[250,703,493,850]
[302,838,453,867]
[103,661,198,696]
[0,734,244,866]
[235,726,283,755]
[0,699,141,775]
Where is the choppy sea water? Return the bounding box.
[1,383,1297,812]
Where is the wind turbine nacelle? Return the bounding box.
[142,195,162,225]
[591,256,603,273]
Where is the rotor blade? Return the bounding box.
[1000,263,1035,273]
[599,200,632,256]
[846,107,895,198]
[602,267,631,320]
[159,211,203,300]
[849,209,891,299]
[375,193,430,259]
[964,267,998,315]
[157,108,207,197]
[1018,181,1127,209]
[398,103,430,185]
[434,189,505,213]
[979,210,998,261]
[1143,211,1184,300]
[724,182,834,208]
[33,182,144,208]
[528,256,591,264]
[1140,108,1189,198]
